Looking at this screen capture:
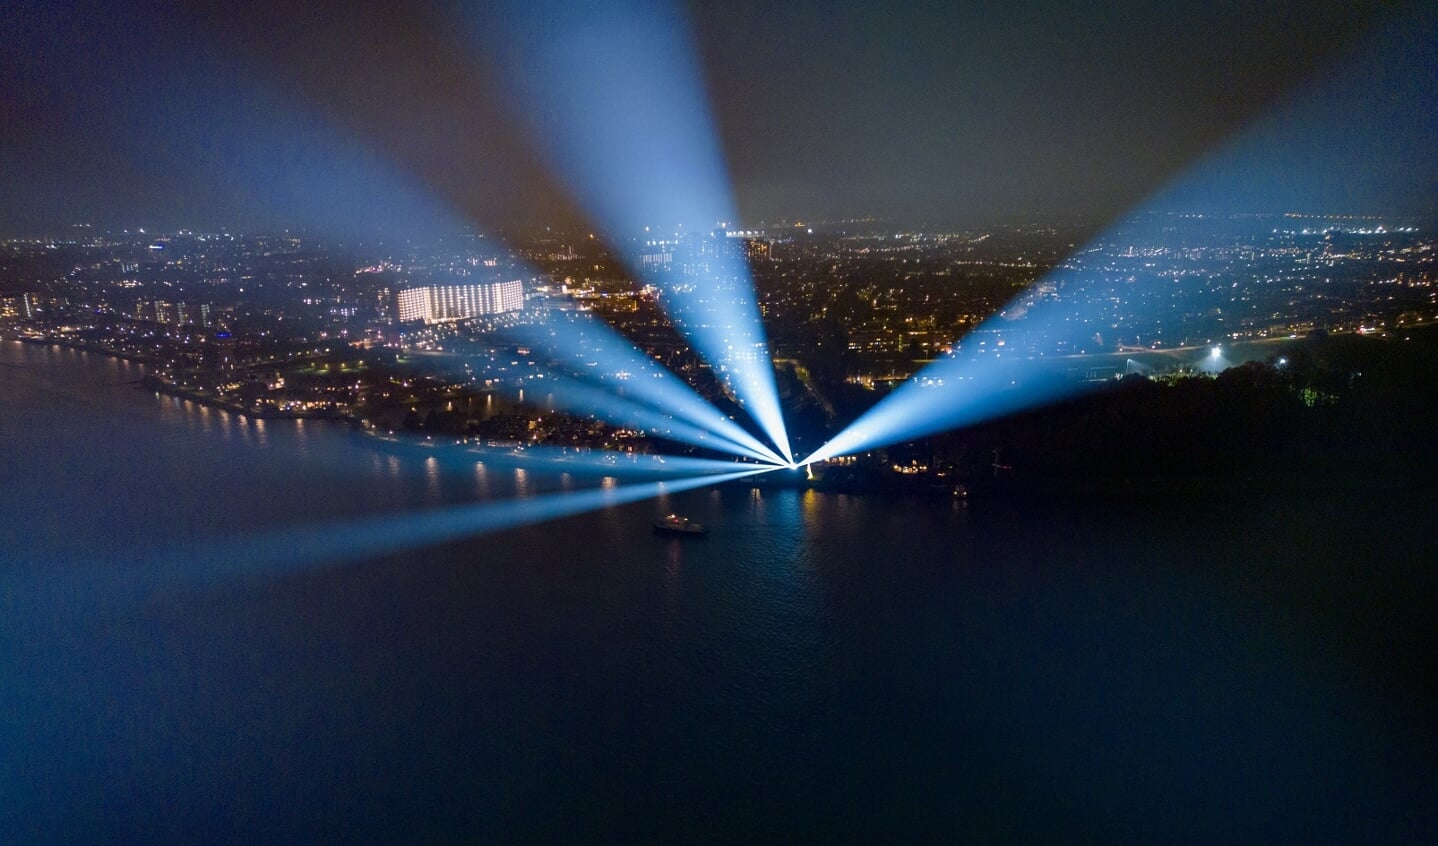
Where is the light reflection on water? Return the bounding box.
[292,417,309,454]
[662,535,684,610]
[424,456,441,500]
[474,462,491,498]
[0,340,1429,844]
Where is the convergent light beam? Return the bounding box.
[500,306,784,463]
[806,16,1434,465]
[22,465,777,619]
[461,0,793,461]
[489,371,781,462]
[387,441,777,479]
[224,465,773,574]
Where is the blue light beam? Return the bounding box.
[225,465,771,573]
[459,0,792,460]
[377,439,777,478]
[509,373,781,462]
[803,348,1077,464]
[807,11,1436,464]
[11,465,776,621]
[459,366,781,462]
[500,306,784,462]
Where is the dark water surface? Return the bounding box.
[2,341,1433,843]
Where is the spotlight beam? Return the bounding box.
[225,465,773,573]
[388,441,778,478]
[464,0,793,461]
[801,212,1192,464]
[803,353,1068,464]
[799,8,1435,467]
[643,257,793,463]
[23,465,779,619]
[500,371,782,463]
[501,307,785,462]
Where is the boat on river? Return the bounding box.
[652,514,707,536]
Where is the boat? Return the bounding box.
[652,514,707,536]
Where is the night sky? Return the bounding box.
[2,0,1433,236]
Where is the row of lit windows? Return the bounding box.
[395,281,524,324]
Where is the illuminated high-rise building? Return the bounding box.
[393,279,524,324]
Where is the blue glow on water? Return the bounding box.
[214,465,772,577]
[432,440,777,478]
[17,464,777,616]
[460,0,791,460]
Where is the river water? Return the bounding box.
[1,340,1432,843]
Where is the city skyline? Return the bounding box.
[5,210,1433,468]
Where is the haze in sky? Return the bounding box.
[1,0,1433,237]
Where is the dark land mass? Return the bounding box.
[793,327,1438,497]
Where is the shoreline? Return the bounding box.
[356,423,1419,502]
[9,336,355,423]
[6,336,1424,501]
